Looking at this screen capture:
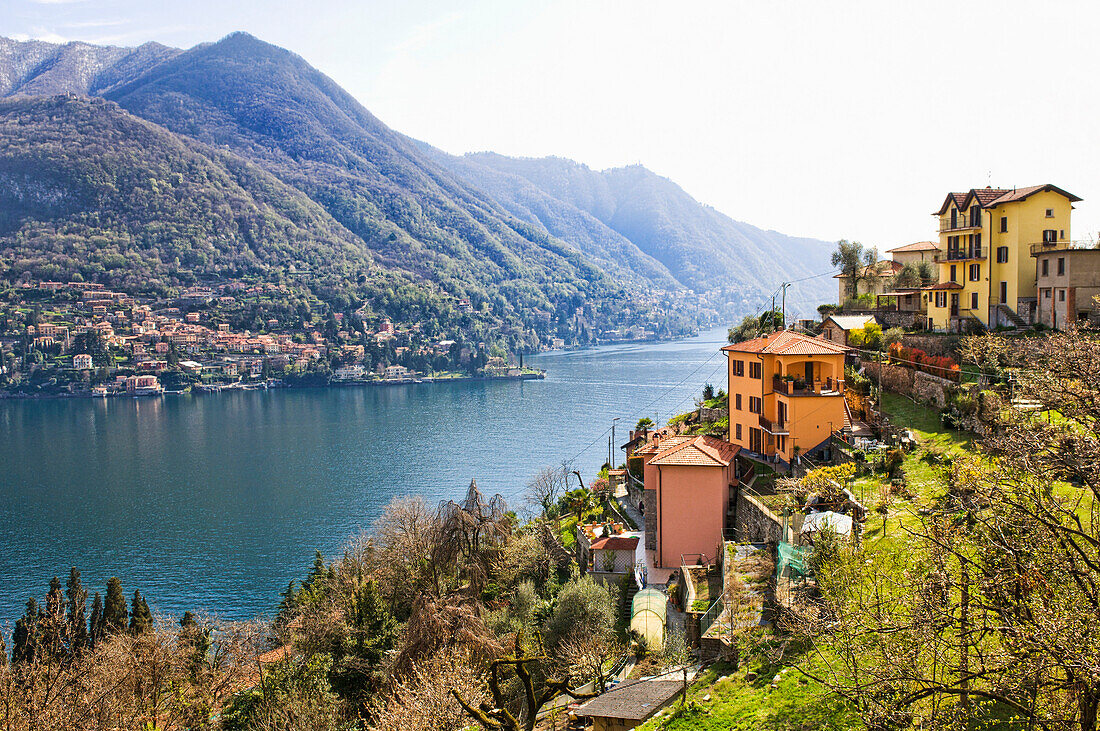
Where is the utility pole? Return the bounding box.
[781,282,789,330]
[771,293,776,332]
[611,417,620,470]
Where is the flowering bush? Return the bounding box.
[887,343,961,382]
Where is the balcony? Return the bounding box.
[939,218,982,233]
[759,414,789,435]
[934,248,985,263]
[1030,240,1098,257]
[773,376,844,397]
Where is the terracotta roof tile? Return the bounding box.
[723,330,851,356]
[634,435,693,456]
[589,535,640,551]
[886,240,939,253]
[988,184,1082,206]
[650,435,739,467]
[922,281,963,290]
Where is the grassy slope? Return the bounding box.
[641,394,973,731]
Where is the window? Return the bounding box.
[1059,290,1066,302]
[731,359,744,377]
[1046,208,1054,218]
[1058,257,1065,276]
[735,394,742,410]
[748,396,762,414]
[735,423,742,440]
[935,291,947,308]
[970,205,981,227]
[971,292,978,310]
[997,246,1009,263]
[1000,216,1008,233]
[1000,281,1008,304]
[950,265,957,282]
[749,362,761,379]
[968,264,980,282]
[1043,288,1051,299]
[974,232,981,254]
[1043,229,1058,243]
[1042,259,1049,276]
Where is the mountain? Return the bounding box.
[0,37,180,97]
[0,32,835,342]
[0,95,374,291]
[424,151,834,313]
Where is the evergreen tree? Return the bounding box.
[179,611,210,677]
[11,598,41,665]
[129,590,153,634]
[102,577,128,636]
[66,567,89,656]
[88,592,103,648]
[39,577,67,662]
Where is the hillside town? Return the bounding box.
[0,279,571,396]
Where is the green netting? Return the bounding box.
[778,542,812,581]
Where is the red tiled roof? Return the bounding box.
[590,535,640,551]
[832,260,901,279]
[650,435,739,467]
[723,330,851,356]
[634,435,693,456]
[922,281,963,290]
[886,240,939,253]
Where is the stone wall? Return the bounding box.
[862,362,914,395]
[698,406,729,423]
[643,489,657,550]
[913,370,953,410]
[862,361,955,411]
[878,311,927,329]
[733,490,787,545]
[901,333,962,358]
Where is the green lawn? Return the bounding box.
[639,655,860,731]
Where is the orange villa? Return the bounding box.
[636,434,739,568]
[723,331,851,467]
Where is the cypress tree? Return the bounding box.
[129,590,152,634]
[66,568,89,655]
[88,592,103,648]
[102,577,127,636]
[11,598,41,665]
[40,578,66,662]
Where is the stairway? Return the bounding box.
[620,579,640,625]
[996,303,1027,329]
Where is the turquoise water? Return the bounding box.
[0,327,729,622]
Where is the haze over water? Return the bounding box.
[0,328,729,623]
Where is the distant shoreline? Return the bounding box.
[0,370,546,401]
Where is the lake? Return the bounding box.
[0,327,730,623]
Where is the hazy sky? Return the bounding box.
[3,0,1098,249]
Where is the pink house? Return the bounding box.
[637,434,740,568]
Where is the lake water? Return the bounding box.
[0,327,730,623]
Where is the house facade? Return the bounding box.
[636,434,738,568]
[926,184,1082,331]
[834,260,902,303]
[724,331,849,466]
[1035,245,1100,329]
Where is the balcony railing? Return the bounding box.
[935,248,984,262]
[759,414,789,435]
[939,218,982,233]
[772,376,843,396]
[1030,240,1099,257]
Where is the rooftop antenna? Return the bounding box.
[987,170,991,187]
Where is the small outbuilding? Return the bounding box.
[573,677,683,731]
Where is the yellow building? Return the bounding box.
[926,184,1081,331]
[724,331,850,467]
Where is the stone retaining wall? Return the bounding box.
[643,489,657,550]
[733,490,787,545]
